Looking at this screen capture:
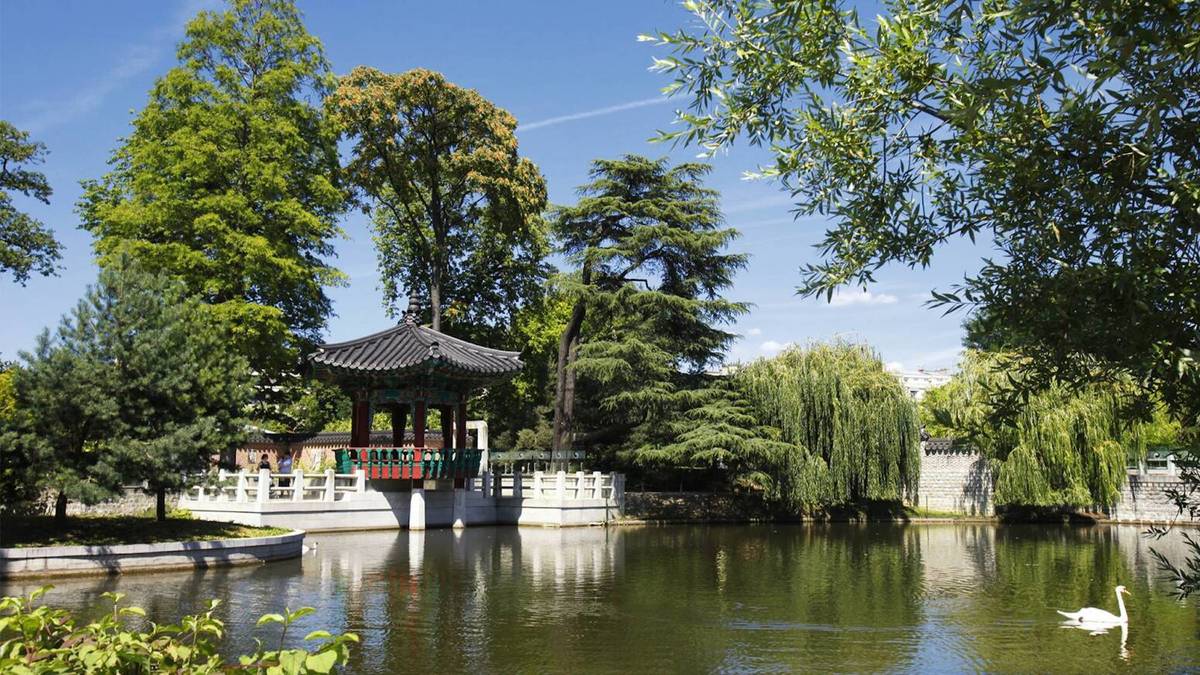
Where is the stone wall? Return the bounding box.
[63,487,180,517]
[917,441,1196,525]
[916,444,994,516]
[1107,474,1195,524]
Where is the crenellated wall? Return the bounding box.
[916,442,994,516]
[917,440,1196,524]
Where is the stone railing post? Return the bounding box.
[324,468,336,502]
[575,471,586,499]
[235,470,247,503]
[533,471,544,499]
[592,471,603,499]
[355,468,367,494]
[292,469,304,502]
[1168,453,1178,476]
[513,470,523,499]
[257,468,271,503]
[556,470,567,504]
[482,471,493,499]
[614,473,625,508]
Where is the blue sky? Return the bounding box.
[0,0,981,370]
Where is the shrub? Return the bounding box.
[0,587,357,673]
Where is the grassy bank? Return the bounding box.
[0,514,290,548]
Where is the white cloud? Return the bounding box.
[885,361,905,372]
[910,346,963,370]
[827,289,899,307]
[19,0,219,134]
[745,327,762,336]
[518,96,672,132]
[759,340,793,355]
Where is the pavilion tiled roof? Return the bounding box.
[311,318,523,377]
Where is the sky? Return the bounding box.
[0,0,983,372]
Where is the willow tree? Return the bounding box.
[548,155,747,465]
[741,343,920,508]
[644,342,920,510]
[77,0,346,424]
[925,350,1144,507]
[327,67,549,335]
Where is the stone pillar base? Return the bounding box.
[409,488,426,531]
[452,487,467,529]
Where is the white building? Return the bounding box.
[892,369,954,400]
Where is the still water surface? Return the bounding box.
[3,524,1199,673]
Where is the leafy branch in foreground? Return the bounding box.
[0,586,357,673]
[1146,449,1200,598]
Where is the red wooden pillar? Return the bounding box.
[412,400,426,448]
[439,405,454,449]
[390,403,409,447]
[455,402,469,488]
[455,402,469,449]
[351,395,371,448]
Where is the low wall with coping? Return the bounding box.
[0,530,304,579]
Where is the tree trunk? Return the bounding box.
[552,297,587,471]
[430,275,442,332]
[54,491,67,527]
[156,488,167,522]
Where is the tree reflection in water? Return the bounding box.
[2,524,1197,673]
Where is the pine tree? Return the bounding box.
[549,155,748,468]
[98,264,253,521]
[77,0,346,423]
[6,262,252,523]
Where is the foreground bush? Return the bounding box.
[0,587,356,673]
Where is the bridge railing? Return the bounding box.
[468,470,624,504]
[187,468,366,504]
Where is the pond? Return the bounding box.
[4,523,1199,673]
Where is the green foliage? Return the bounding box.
[740,343,920,508]
[0,587,357,673]
[327,67,549,334]
[645,0,1200,430]
[5,262,253,519]
[639,342,920,512]
[77,0,347,423]
[925,350,1146,507]
[917,383,958,439]
[0,120,61,284]
[548,155,748,463]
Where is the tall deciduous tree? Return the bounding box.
[0,121,61,284]
[645,0,1200,427]
[549,155,747,466]
[326,67,549,334]
[78,0,346,422]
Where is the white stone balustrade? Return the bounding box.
[187,468,367,504]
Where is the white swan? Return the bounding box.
[1058,585,1130,624]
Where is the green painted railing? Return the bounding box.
[334,447,483,481]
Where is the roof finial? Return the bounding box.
[403,291,421,325]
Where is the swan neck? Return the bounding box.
[1115,588,1127,621]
